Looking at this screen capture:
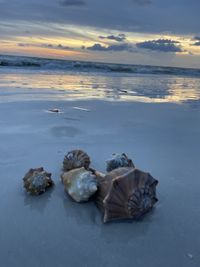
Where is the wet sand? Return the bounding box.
[0,99,200,267]
[0,101,200,267]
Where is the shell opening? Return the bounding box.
[127,189,153,218]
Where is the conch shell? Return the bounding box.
[106,153,135,172]
[63,149,90,172]
[61,167,97,202]
[95,167,158,223]
[23,167,54,195]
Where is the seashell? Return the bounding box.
[48,108,60,113]
[23,167,54,195]
[63,149,90,172]
[95,167,158,223]
[106,153,135,172]
[61,167,97,202]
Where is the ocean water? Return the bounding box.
[0,54,200,105]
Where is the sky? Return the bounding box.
[1,0,200,68]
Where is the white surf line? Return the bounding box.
[72,107,90,112]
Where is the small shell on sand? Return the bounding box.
[106,153,135,172]
[48,108,61,113]
[23,167,54,195]
[61,167,97,202]
[63,149,91,172]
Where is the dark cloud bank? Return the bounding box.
[136,39,183,53]
[87,43,134,52]
[18,43,73,50]
[132,0,152,5]
[99,34,126,42]
[59,0,86,6]
[0,0,199,35]
[87,39,184,53]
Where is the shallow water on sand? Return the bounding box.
[0,69,200,105]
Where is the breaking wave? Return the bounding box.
[1,54,200,78]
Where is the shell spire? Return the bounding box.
[106,153,135,172]
[63,149,91,172]
[61,167,97,202]
[23,167,54,195]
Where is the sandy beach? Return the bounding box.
[1,0,200,264]
[0,95,200,267]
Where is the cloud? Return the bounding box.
[0,0,199,36]
[18,43,73,50]
[56,44,72,50]
[136,39,183,53]
[132,0,152,5]
[99,34,126,42]
[87,43,107,51]
[87,43,134,52]
[59,0,86,7]
[18,43,30,47]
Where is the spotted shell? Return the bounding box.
[23,167,54,195]
[61,167,97,202]
[63,149,91,172]
[95,167,158,223]
[106,153,135,172]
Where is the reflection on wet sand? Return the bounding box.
[62,195,100,225]
[0,71,200,105]
[62,193,157,238]
[51,126,82,138]
[24,187,54,213]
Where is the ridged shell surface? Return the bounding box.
[63,149,90,172]
[61,167,97,202]
[23,167,54,195]
[106,153,135,172]
[95,167,158,223]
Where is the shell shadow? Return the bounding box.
[62,194,101,225]
[99,207,157,244]
[23,186,54,213]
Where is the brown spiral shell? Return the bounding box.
[23,167,54,195]
[95,167,158,223]
[106,153,135,172]
[63,149,91,172]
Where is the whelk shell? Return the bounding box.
[61,167,97,202]
[106,153,135,172]
[23,167,54,195]
[95,167,158,223]
[63,149,91,172]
